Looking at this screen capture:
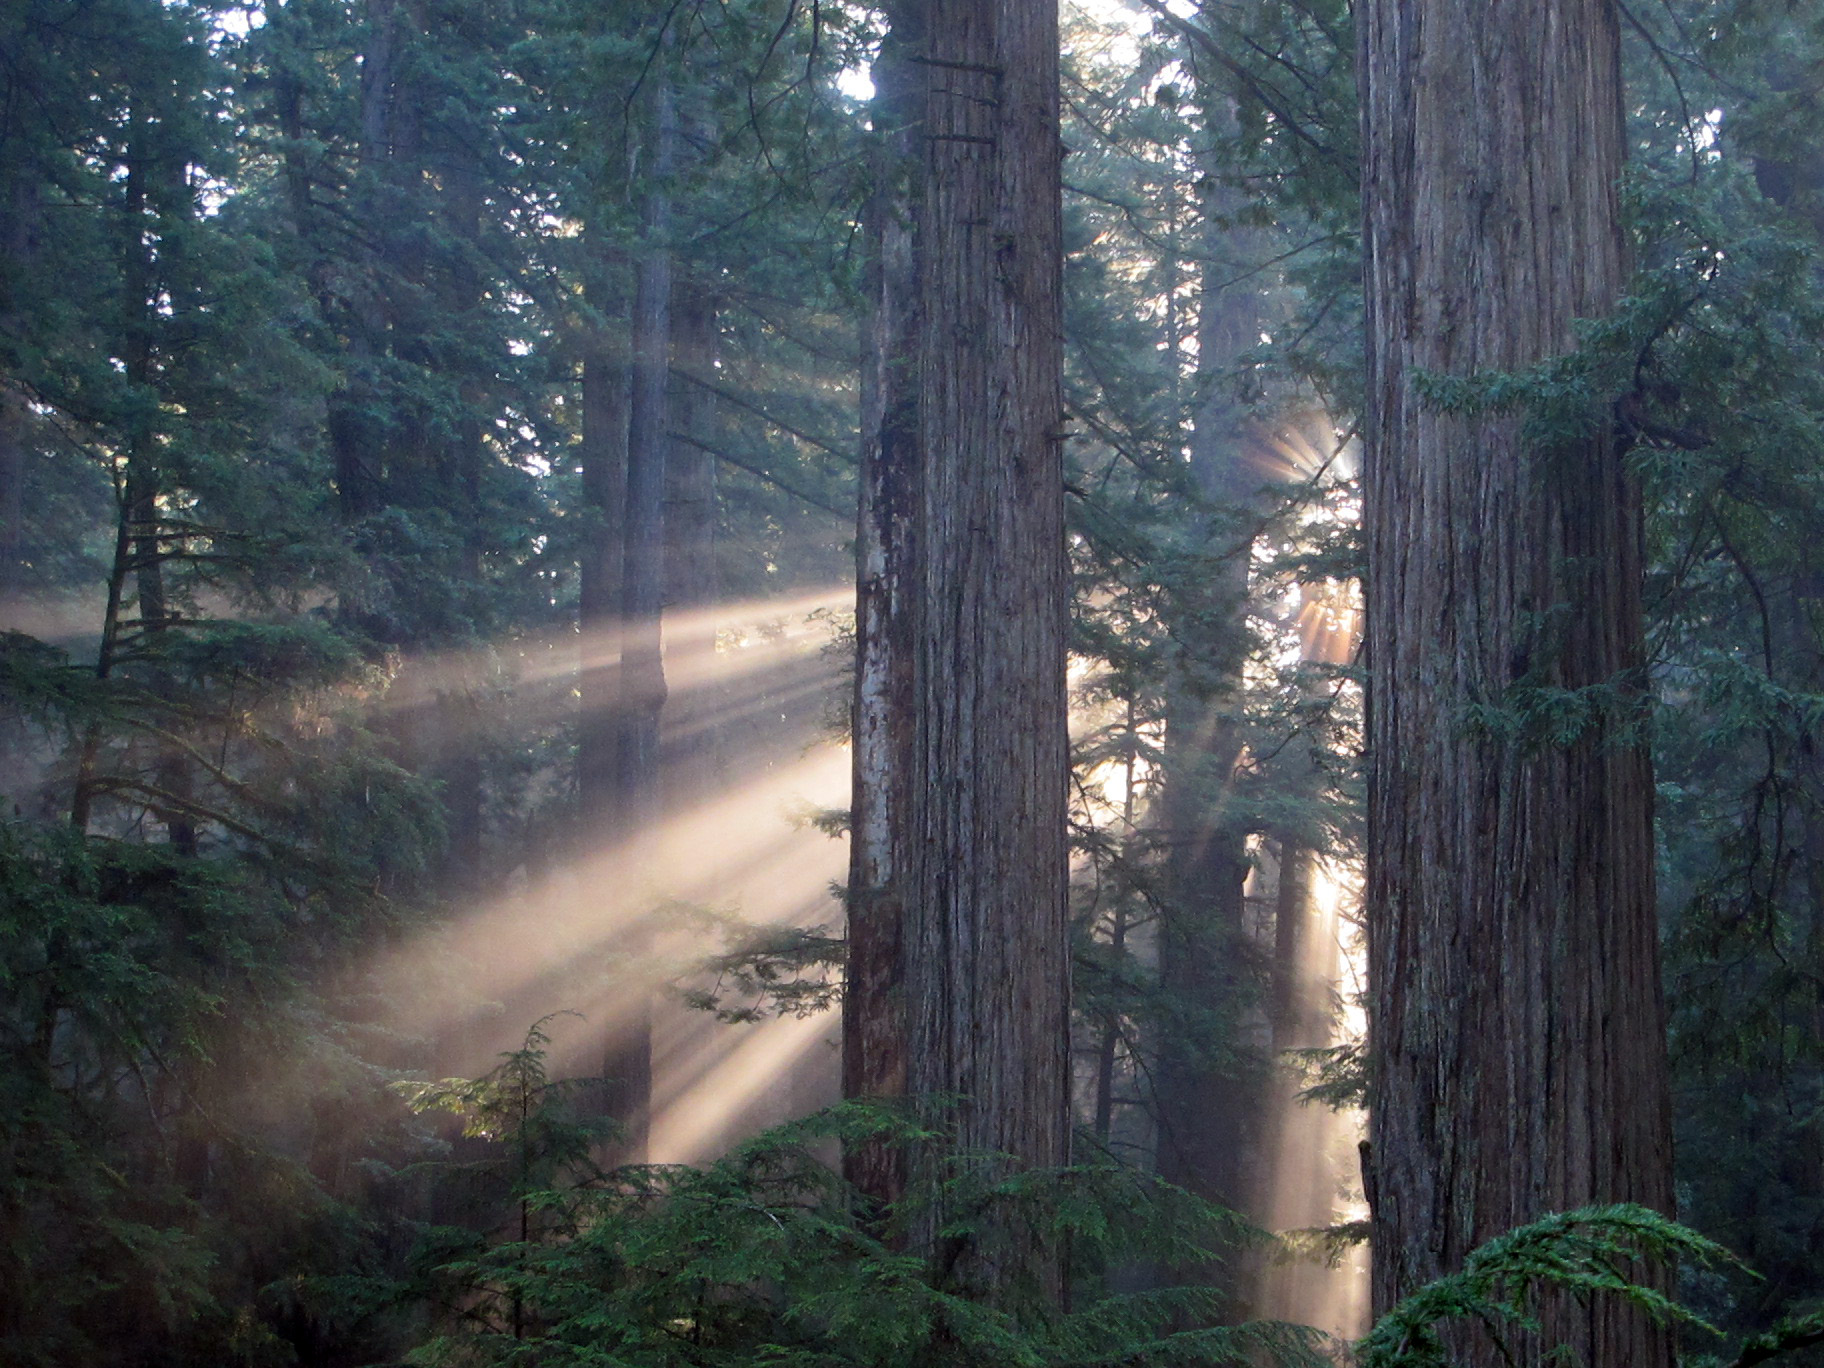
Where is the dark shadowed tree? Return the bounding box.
[1151,79,1268,1266]
[1359,0,1675,1362]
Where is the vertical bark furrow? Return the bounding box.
[845,0,1067,1297]
[1361,0,1674,1362]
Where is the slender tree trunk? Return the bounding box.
[618,69,673,837]
[1360,1,1675,1361]
[1268,839,1316,1057]
[577,247,628,841]
[600,58,676,1167]
[846,0,1068,1300]
[1092,695,1140,1148]
[69,487,132,833]
[117,106,198,858]
[0,170,35,603]
[842,0,923,1214]
[434,140,488,896]
[327,0,403,524]
[664,277,721,814]
[574,79,632,1160]
[1151,100,1264,1252]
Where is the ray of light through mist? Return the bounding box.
[345,585,853,1163]
[371,585,851,728]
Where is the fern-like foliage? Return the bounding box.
[386,1031,1333,1368]
[1357,1205,1727,1368]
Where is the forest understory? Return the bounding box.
[5,0,1824,1365]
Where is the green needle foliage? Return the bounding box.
[1357,1206,1724,1368]
[386,1028,1330,1368]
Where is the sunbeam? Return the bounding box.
[370,739,849,1035]
[649,1012,837,1164]
[1254,852,1370,1343]
[370,584,852,722]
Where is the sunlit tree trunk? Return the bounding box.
[842,0,923,1214]
[1092,693,1141,1149]
[662,282,721,813]
[1267,843,1316,1053]
[845,0,1068,1300]
[1360,0,1675,1361]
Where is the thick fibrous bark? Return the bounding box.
[1360,0,1675,1361]
[908,0,1068,1288]
[844,0,1068,1295]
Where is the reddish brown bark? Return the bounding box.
[1360,0,1675,1361]
[842,0,923,1214]
[843,0,1069,1298]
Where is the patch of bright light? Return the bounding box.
[836,63,874,102]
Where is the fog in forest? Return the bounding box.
[4,0,1824,1364]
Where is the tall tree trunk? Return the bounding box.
[1092,695,1140,1148]
[434,133,488,897]
[618,68,673,839]
[1360,1,1675,1362]
[577,246,628,843]
[327,0,405,525]
[1151,95,1264,1265]
[846,0,1068,1300]
[842,0,923,1214]
[664,277,721,815]
[119,105,198,858]
[0,171,34,604]
[600,57,676,1166]
[1268,840,1316,1057]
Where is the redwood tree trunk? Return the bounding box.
[1360,0,1675,1361]
[845,0,1069,1300]
[842,0,923,1214]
